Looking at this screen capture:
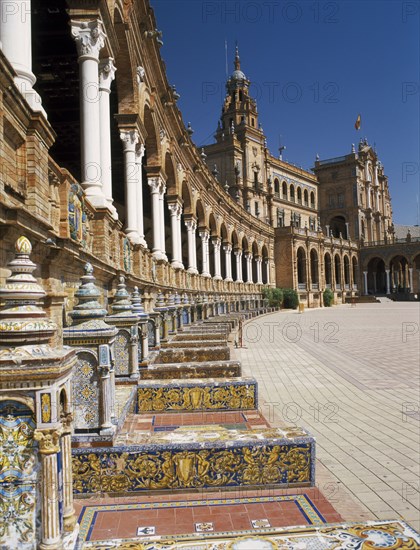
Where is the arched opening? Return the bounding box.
[413,254,420,295]
[330,215,347,238]
[343,255,350,288]
[390,255,410,293]
[252,241,259,283]
[143,105,160,250]
[297,247,306,288]
[195,200,206,274]
[310,191,315,208]
[242,236,249,282]
[310,249,319,287]
[325,253,332,287]
[297,187,302,204]
[220,223,228,279]
[352,256,359,289]
[303,189,309,206]
[262,245,269,284]
[334,255,341,288]
[181,181,192,268]
[208,212,218,277]
[231,231,239,281]
[274,178,280,196]
[164,153,177,262]
[290,184,295,202]
[282,181,288,200]
[367,257,386,294]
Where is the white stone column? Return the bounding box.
[363,270,368,295]
[345,222,350,240]
[120,130,141,244]
[159,182,168,260]
[212,238,222,280]
[185,219,198,274]
[168,201,183,269]
[325,225,330,237]
[0,0,46,115]
[99,58,117,218]
[256,257,263,284]
[199,230,211,277]
[409,267,413,291]
[245,253,253,283]
[135,144,147,247]
[235,250,243,283]
[265,259,270,285]
[223,244,233,281]
[141,325,149,361]
[71,20,107,207]
[148,177,165,260]
[385,269,391,295]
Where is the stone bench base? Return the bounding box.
[155,346,230,364]
[72,426,315,495]
[140,360,242,380]
[136,377,257,412]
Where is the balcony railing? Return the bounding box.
[311,283,319,290]
[298,283,306,290]
[336,284,341,290]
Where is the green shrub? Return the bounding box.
[262,287,283,307]
[282,288,299,309]
[323,288,334,307]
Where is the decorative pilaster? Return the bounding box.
[223,244,233,281]
[135,145,147,247]
[235,250,243,283]
[199,230,211,277]
[212,237,222,280]
[99,57,117,219]
[168,200,184,269]
[34,429,62,549]
[148,177,166,260]
[71,20,107,207]
[185,218,198,274]
[120,130,141,244]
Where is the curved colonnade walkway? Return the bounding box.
[234,301,420,531]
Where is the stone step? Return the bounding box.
[140,360,241,380]
[72,424,315,494]
[136,377,257,413]
[172,332,229,341]
[161,339,226,348]
[154,345,230,364]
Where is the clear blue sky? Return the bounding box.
[152,0,420,225]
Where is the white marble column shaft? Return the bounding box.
[185,219,198,274]
[135,145,147,247]
[120,130,140,243]
[223,244,233,281]
[199,230,211,277]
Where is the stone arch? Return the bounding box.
[366,256,386,294]
[231,230,240,281]
[325,252,332,286]
[352,255,359,289]
[303,189,309,206]
[180,180,192,267]
[282,181,288,200]
[143,104,161,169]
[390,254,410,293]
[297,246,307,286]
[220,222,229,279]
[208,212,218,276]
[334,254,342,288]
[310,248,319,285]
[113,6,136,113]
[290,183,295,202]
[413,253,420,294]
[274,178,280,195]
[252,240,259,283]
[297,186,302,204]
[343,254,350,287]
[241,236,249,281]
[195,199,206,273]
[310,191,315,208]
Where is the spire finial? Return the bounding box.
[234,42,240,71]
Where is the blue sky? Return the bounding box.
[151,0,420,225]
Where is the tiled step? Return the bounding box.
[136,377,258,413]
[161,340,227,348]
[72,424,315,495]
[173,332,229,341]
[140,360,242,380]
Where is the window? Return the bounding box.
[310,191,315,208]
[282,181,287,199]
[254,172,259,191]
[274,178,280,196]
[251,118,255,127]
[337,193,344,207]
[255,202,260,217]
[328,194,335,207]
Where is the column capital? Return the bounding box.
[212,237,221,248]
[148,176,162,193]
[199,229,210,242]
[244,252,252,260]
[99,57,117,92]
[60,412,74,435]
[34,428,62,455]
[120,129,139,152]
[135,143,146,162]
[168,200,182,217]
[223,243,232,253]
[185,218,197,232]
[71,20,106,61]
[234,249,242,257]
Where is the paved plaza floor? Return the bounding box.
[234,301,420,530]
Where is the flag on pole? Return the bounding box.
[354,114,361,130]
